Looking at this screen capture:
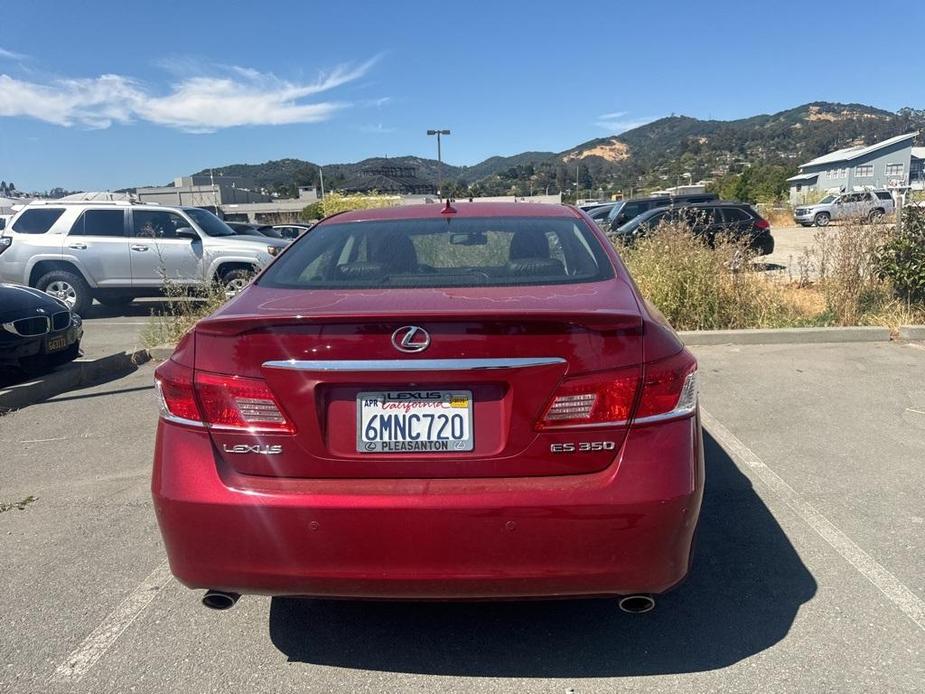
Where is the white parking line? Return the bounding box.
[702,409,925,631]
[48,560,173,684]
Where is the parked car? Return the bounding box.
[585,203,618,227]
[793,190,894,227]
[272,223,315,239]
[606,192,718,230]
[613,202,775,255]
[225,222,285,239]
[152,202,703,612]
[0,201,287,314]
[0,282,83,372]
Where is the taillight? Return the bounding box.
[536,350,698,430]
[0,236,11,255]
[155,359,201,422]
[194,371,294,433]
[154,360,294,433]
[754,218,770,230]
[635,351,698,423]
[537,367,640,429]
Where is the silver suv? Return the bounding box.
[0,201,286,314]
[793,190,895,227]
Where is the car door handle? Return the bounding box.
[68,242,87,250]
[131,245,149,252]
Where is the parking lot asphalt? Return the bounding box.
[1,342,923,693]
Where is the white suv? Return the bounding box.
[0,201,286,314]
[793,190,895,227]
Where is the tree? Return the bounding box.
[555,166,569,192]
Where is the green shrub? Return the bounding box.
[318,192,400,217]
[300,201,324,220]
[876,206,925,302]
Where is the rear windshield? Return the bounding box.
[12,208,65,234]
[259,216,614,289]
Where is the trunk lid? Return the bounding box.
[195,282,643,478]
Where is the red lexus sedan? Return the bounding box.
[152,202,703,613]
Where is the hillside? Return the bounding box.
[187,102,924,201]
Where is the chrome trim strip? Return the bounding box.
[2,316,51,337]
[159,412,208,428]
[633,405,698,426]
[262,357,567,372]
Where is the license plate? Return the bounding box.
[357,390,473,453]
[46,335,67,353]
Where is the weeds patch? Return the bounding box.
[616,218,925,331]
[141,280,230,348]
[0,495,37,513]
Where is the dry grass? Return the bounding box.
[620,224,818,330]
[617,219,925,331]
[140,280,229,348]
[813,221,888,325]
[763,207,795,228]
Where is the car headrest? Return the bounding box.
[506,257,565,276]
[509,231,550,260]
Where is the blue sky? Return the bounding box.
[1,0,922,191]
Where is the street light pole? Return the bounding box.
[427,129,451,198]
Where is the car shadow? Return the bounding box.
[80,299,175,320]
[267,431,817,677]
[751,261,787,272]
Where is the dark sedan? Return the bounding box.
[0,283,83,372]
[612,202,775,256]
[225,222,285,239]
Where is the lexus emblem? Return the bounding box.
[392,325,430,353]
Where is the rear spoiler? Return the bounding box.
[195,310,643,336]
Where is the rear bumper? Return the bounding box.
[152,416,704,599]
[751,233,774,256]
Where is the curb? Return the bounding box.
[680,326,892,346]
[147,345,174,362]
[0,349,151,413]
[898,325,925,341]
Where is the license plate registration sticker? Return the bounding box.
[357,390,473,453]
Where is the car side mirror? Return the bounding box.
[0,219,5,230]
[175,227,199,240]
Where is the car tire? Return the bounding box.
[814,212,830,227]
[96,296,135,307]
[36,269,92,315]
[221,268,254,297]
[868,209,884,224]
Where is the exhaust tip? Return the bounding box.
[202,590,240,610]
[618,594,655,614]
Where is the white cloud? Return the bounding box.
[0,47,27,60]
[596,111,658,134]
[0,58,381,132]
